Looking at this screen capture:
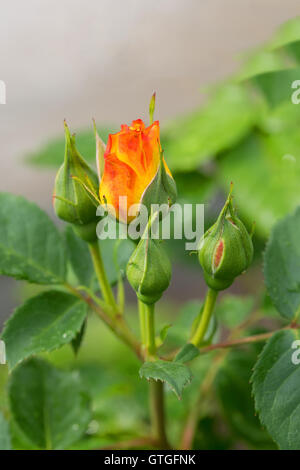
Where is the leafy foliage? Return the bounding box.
[252,330,300,449]
[234,50,286,82]
[251,67,300,107]
[9,358,91,450]
[267,17,300,50]
[2,291,87,369]
[139,360,193,399]
[264,207,300,320]
[0,193,66,284]
[218,133,300,237]
[163,84,260,172]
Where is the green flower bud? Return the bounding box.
[53,122,99,241]
[126,236,171,305]
[141,150,177,214]
[198,189,253,291]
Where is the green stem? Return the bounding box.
[198,326,297,353]
[88,241,118,314]
[149,379,170,449]
[145,303,156,358]
[143,302,170,448]
[190,288,218,347]
[138,299,146,345]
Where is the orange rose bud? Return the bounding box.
[99,119,176,223]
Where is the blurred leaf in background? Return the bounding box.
[9,358,92,450]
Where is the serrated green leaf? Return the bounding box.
[163,84,259,172]
[174,343,199,363]
[27,127,114,167]
[0,193,66,284]
[264,207,300,320]
[139,360,192,399]
[252,329,300,449]
[0,412,11,450]
[2,291,87,369]
[9,358,91,449]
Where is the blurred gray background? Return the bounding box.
[1,0,300,326]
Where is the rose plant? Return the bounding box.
[2,16,300,449]
[0,94,299,450]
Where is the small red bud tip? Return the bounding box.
[214,239,224,269]
[227,217,237,226]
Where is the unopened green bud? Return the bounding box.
[126,236,171,305]
[141,150,177,213]
[198,188,253,291]
[53,122,99,241]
